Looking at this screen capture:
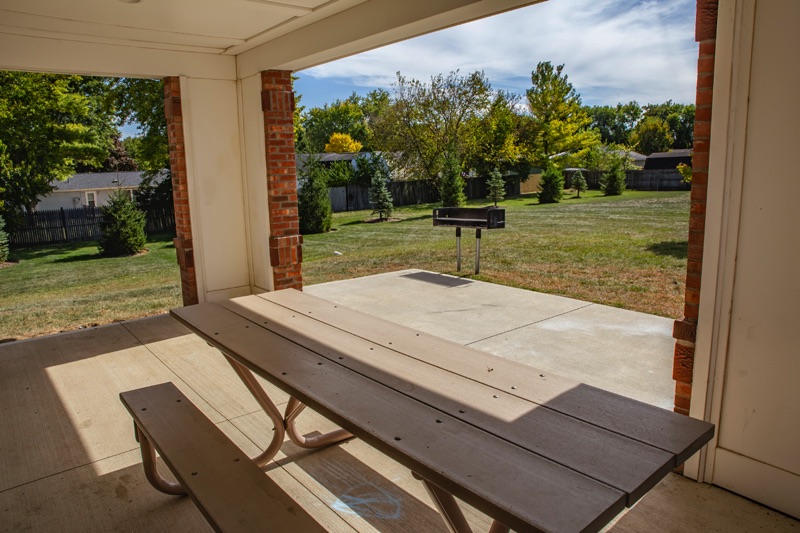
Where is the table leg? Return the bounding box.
[225,355,352,463]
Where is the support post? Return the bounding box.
[475,228,482,274]
[456,227,462,272]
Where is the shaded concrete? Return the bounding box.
[305,269,675,408]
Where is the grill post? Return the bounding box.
[456,227,462,272]
[475,228,481,274]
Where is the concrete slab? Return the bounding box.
[305,269,676,408]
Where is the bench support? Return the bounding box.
[413,472,509,533]
[134,425,186,495]
[224,355,353,466]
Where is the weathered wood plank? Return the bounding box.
[261,289,714,465]
[218,295,674,505]
[171,303,627,533]
[120,382,326,533]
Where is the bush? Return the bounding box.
[98,190,147,257]
[571,170,587,198]
[369,164,394,221]
[0,214,9,263]
[439,150,466,207]
[324,160,355,187]
[538,166,564,204]
[298,157,332,234]
[486,167,505,206]
[601,160,626,196]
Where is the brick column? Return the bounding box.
[671,0,718,415]
[261,70,303,291]
[164,77,198,305]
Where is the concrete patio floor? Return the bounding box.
[1,270,796,532]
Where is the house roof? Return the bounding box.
[52,171,166,192]
[644,149,693,170]
[647,149,693,159]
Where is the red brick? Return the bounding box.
[699,40,716,57]
[696,106,713,121]
[676,381,693,397]
[696,88,713,106]
[695,0,719,42]
[673,319,697,343]
[673,341,695,382]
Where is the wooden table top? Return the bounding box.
[171,289,714,533]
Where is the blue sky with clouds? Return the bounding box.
[294,0,696,111]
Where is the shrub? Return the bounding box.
[369,164,394,221]
[0,214,9,263]
[298,157,332,234]
[439,150,466,207]
[601,159,626,196]
[676,162,692,183]
[538,166,564,204]
[98,190,147,257]
[324,160,355,187]
[486,167,505,206]
[571,170,588,198]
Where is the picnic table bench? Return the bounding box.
[123,289,714,533]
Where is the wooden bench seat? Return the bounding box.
[120,382,325,533]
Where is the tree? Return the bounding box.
[642,101,695,149]
[630,116,674,155]
[110,78,168,173]
[302,99,367,153]
[297,157,332,234]
[586,101,642,146]
[0,72,111,228]
[324,132,362,153]
[0,214,8,263]
[77,132,138,173]
[538,165,564,204]
[467,91,530,178]
[486,167,505,206]
[524,62,599,169]
[324,160,355,187]
[353,154,384,187]
[372,70,491,190]
[98,190,147,257]
[438,149,466,207]
[600,159,626,196]
[369,164,393,221]
[571,170,587,198]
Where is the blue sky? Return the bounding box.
[294,0,696,111]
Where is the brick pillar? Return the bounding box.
[261,70,303,291]
[671,0,718,415]
[164,77,198,306]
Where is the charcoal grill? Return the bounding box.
[433,207,505,274]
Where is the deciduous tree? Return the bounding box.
[324,132,362,153]
[303,99,367,153]
[630,116,674,155]
[586,101,642,146]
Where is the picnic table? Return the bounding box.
[167,289,714,533]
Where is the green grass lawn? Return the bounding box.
[303,190,690,319]
[0,190,689,341]
[0,233,181,341]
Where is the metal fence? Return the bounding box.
[9,206,175,246]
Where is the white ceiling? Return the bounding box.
[0,0,365,55]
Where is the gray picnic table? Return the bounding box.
[169,289,714,533]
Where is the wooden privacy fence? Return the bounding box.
[9,207,175,246]
[329,176,521,213]
[564,169,690,191]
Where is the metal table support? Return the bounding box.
[455,227,482,275]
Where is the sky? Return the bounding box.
[293,0,697,111]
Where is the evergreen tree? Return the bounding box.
[0,214,9,263]
[298,157,332,234]
[601,159,626,196]
[98,190,147,257]
[571,170,587,198]
[369,164,394,221]
[438,149,466,207]
[538,165,564,204]
[486,167,505,206]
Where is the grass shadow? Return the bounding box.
[398,214,433,223]
[646,240,688,259]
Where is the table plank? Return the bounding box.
[172,302,626,533]
[262,289,714,466]
[219,295,674,505]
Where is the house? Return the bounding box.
[0,0,797,522]
[644,148,693,170]
[35,171,148,210]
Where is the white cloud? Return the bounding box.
[299,0,697,106]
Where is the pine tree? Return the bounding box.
[98,190,147,257]
[486,167,505,206]
[538,166,564,204]
[0,215,9,263]
[571,170,588,198]
[298,157,332,234]
[369,164,394,221]
[439,149,466,207]
[601,159,626,196]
